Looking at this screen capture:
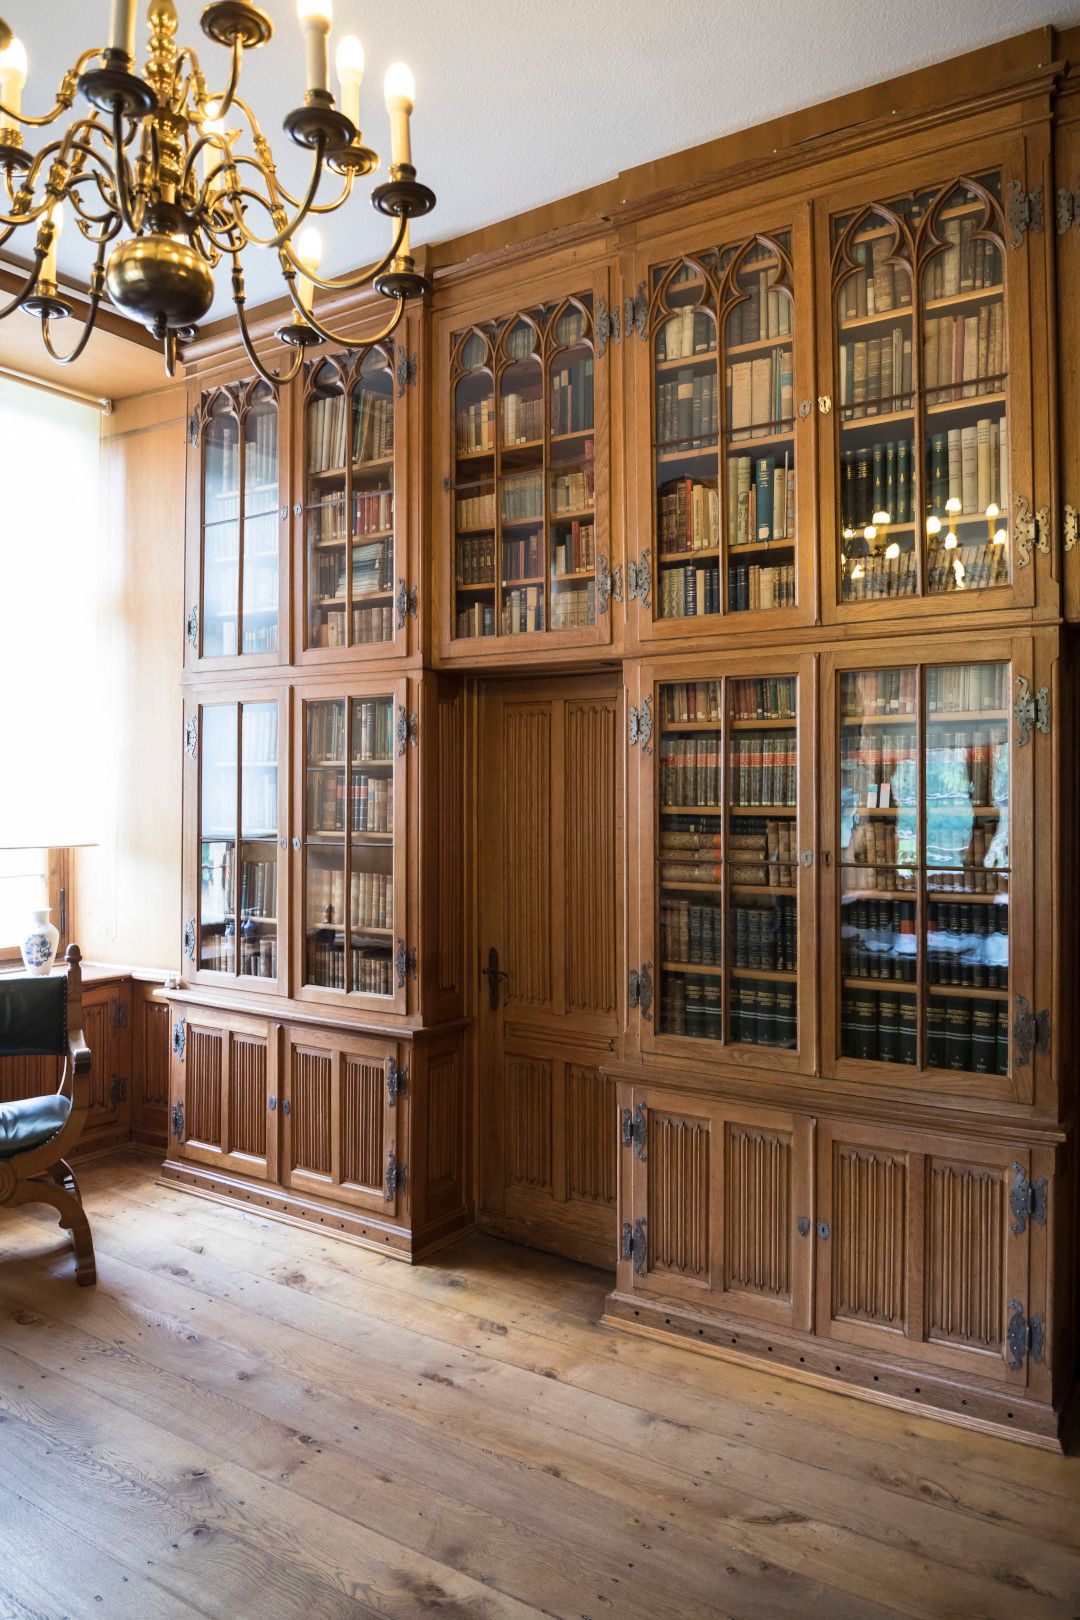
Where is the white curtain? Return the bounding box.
[0,376,101,847]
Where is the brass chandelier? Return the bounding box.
[0,0,434,381]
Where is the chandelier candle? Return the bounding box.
[109,0,137,60]
[297,0,332,98]
[0,31,25,121]
[335,33,364,127]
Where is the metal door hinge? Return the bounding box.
[385,1148,407,1200]
[395,347,417,397]
[1015,496,1050,568]
[188,409,200,446]
[1008,181,1044,249]
[387,1058,408,1105]
[185,717,198,759]
[1065,505,1079,552]
[595,553,614,616]
[109,997,128,1031]
[183,918,197,961]
[185,604,199,649]
[624,281,647,341]
[628,694,653,755]
[1014,676,1050,746]
[1014,996,1051,1066]
[627,547,652,612]
[621,1102,647,1162]
[628,962,654,1022]
[621,1217,647,1274]
[172,1016,186,1061]
[171,1099,184,1141]
[595,298,612,358]
[395,579,418,629]
[1010,1163,1048,1235]
[396,704,418,755]
[395,937,417,989]
[108,1074,128,1109]
[1006,1300,1045,1369]
[1058,181,1080,234]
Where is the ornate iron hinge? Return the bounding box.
[171,1016,186,1061]
[1006,1300,1045,1370]
[1014,676,1050,747]
[109,996,128,1031]
[385,1148,407,1200]
[1014,496,1050,568]
[595,298,611,358]
[1009,1163,1048,1235]
[395,348,417,397]
[188,409,200,446]
[1065,505,1079,552]
[395,579,418,629]
[627,547,652,612]
[183,917,197,961]
[184,716,198,759]
[185,604,199,650]
[624,281,647,341]
[171,1099,185,1142]
[628,695,653,755]
[595,553,614,616]
[387,1058,408,1106]
[628,961,654,1023]
[620,1102,647,1162]
[395,936,417,989]
[1007,181,1044,249]
[396,704,418,756]
[1013,996,1051,1067]
[1058,181,1080,234]
[620,1217,647,1275]
[108,1074,128,1109]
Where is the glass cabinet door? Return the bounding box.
[645,232,799,626]
[304,349,397,653]
[449,293,602,647]
[834,658,1011,1080]
[198,383,280,660]
[301,691,402,1006]
[197,698,281,983]
[651,667,806,1066]
[831,173,1013,605]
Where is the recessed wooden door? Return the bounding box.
[478,674,623,1267]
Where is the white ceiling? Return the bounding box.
[4,0,1080,329]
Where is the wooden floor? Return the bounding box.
[0,1157,1078,1620]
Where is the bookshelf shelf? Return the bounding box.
[731,967,797,983]
[926,983,1008,1001]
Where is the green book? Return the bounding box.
[898,993,917,1065]
[756,983,776,1048]
[926,997,948,1068]
[738,979,758,1047]
[774,982,797,1050]
[841,989,859,1059]
[931,432,948,515]
[884,441,897,523]
[996,1003,1009,1077]
[897,438,910,522]
[853,988,879,1062]
[877,988,900,1064]
[945,996,972,1072]
[971,1000,997,1074]
[872,442,885,515]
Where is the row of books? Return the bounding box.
[660,972,722,1041]
[457,490,496,530]
[554,521,595,576]
[200,933,277,978]
[928,846,1008,891]
[456,602,496,638]
[659,973,798,1048]
[307,700,391,763]
[928,662,1008,713]
[550,582,596,630]
[924,218,1002,300]
[550,359,594,435]
[928,901,1009,987]
[308,489,394,546]
[733,896,798,971]
[837,327,913,418]
[730,737,796,807]
[502,588,544,634]
[839,727,915,802]
[311,542,393,603]
[657,370,718,446]
[659,478,718,554]
[239,858,276,916]
[206,408,279,502]
[840,988,917,1065]
[457,537,496,585]
[928,422,1008,516]
[502,471,544,522]
[351,870,391,930]
[501,391,544,445]
[352,774,392,833]
[659,740,720,806]
[842,898,917,980]
[841,668,917,717]
[659,900,721,966]
[502,534,544,581]
[734,818,798,887]
[928,727,1007,806]
[241,706,278,761]
[926,543,1009,594]
[308,389,393,473]
[923,305,1005,401]
[841,819,911,875]
[658,305,714,361]
[311,605,395,646]
[659,562,719,618]
[840,235,912,320]
[729,455,795,546]
[840,549,910,602]
[306,940,393,995]
[660,677,796,724]
[551,456,594,512]
[204,620,279,657]
[728,273,793,346]
[729,561,795,613]
[457,398,495,454]
[727,354,793,438]
[840,440,916,528]
[840,986,1010,1072]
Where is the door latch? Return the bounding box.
[481,946,509,1010]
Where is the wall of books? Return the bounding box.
[451,296,597,640]
[832,174,1009,603]
[650,235,796,622]
[837,660,1010,1074]
[201,384,279,658]
[303,694,396,994]
[305,349,396,651]
[656,674,799,1049]
[199,700,280,979]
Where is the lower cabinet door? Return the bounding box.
[621,1087,812,1330]
[815,1120,1034,1386]
[281,1026,400,1218]
[171,1004,278,1181]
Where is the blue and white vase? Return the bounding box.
[21,907,59,975]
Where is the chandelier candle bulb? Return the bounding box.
[335,34,364,127]
[297,0,332,97]
[108,0,137,61]
[384,62,414,167]
[295,225,322,308]
[0,33,26,120]
[202,118,225,200]
[41,201,62,284]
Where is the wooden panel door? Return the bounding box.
[815,1118,1036,1387]
[619,1085,813,1330]
[281,1026,402,1219]
[169,1004,278,1182]
[477,673,623,1266]
[81,983,131,1141]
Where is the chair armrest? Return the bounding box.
[68,1027,91,1073]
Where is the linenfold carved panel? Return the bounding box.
[228,1035,266,1159]
[832,1147,906,1328]
[506,1056,552,1189]
[342,1057,384,1189]
[291,1047,332,1176]
[724,1126,791,1300]
[566,700,617,1016]
[503,705,552,1007]
[927,1159,1006,1352]
[567,1066,616,1205]
[186,1027,222,1146]
[427,1048,464,1191]
[141,999,171,1108]
[648,1111,711,1279]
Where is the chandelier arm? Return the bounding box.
[41,265,105,366]
[110,104,140,235]
[223,141,328,251]
[200,37,243,124]
[232,286,305,388]
[281,213,408,293]
[0,51,100,129]
[286,275,407,350]
[0,251,46,319]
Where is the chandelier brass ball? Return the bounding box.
[105,234,216,331]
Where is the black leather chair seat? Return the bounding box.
[0,1093,71,1160]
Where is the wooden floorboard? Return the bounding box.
[0,1153,1077,1620]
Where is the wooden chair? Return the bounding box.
[0,944,96,1285]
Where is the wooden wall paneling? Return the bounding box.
[282,1024,400,1218]
[417,675,466,1025]
[409,1027,471,1246]
[1058,80,1080,623]
[130,982,171,1149]
[168,1004,277,1181]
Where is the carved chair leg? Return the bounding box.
[47,1159,81,1203]
[11,1173,96,1286]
